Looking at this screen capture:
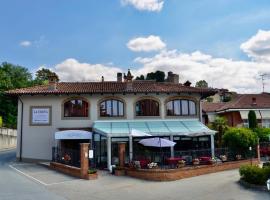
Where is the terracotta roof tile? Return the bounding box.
[202,93,270,112]
[6,81,217,96]
[202,102,226,112]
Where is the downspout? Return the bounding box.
[18,96,23,162]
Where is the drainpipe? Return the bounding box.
[18,96,23,162]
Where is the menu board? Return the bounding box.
[31,107,51,125]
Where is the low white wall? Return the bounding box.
[0,128,17,150]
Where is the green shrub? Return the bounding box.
[0,116,2,127]
[239,165,270,185]
[222,128,258,157]
[88,169,97,174]
[253,128,270,142]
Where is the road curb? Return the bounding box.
[238,179,269,192]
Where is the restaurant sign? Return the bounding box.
[31,107,51,125]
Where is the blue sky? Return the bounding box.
[1,0,270,92]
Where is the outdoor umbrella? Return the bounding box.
[139,137,175,147]
[139,137,176,167]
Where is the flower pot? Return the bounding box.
[87,173,98,180]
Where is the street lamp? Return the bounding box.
[249,146,252,165]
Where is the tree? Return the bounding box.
[34,68,59,84]
[195,80,208,88]
[253,128,270,142]
[135,75,145,80]
[0,62,33,128]
[146,70,165,82]
[212,117,228,148]
[223,128,258,157]
[248,110,257,129]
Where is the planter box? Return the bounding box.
[126,159,259,181]
[115,169,126,176]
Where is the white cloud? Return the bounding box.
[46,30,270,93]
[133,50,270,93]
[54,58,122,82]
[19,40,31,47]
[121,0,164,12]
[241,30,270,62]
[127,35,166,52]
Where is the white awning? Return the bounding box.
[239,110,261,119]
[260,111,270,119]
[55,130,92,140]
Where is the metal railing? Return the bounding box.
[52,147,80,167]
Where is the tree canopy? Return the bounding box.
[135,70,166,82]
[195,80,208,88]
[0,62,59,128]
[34,68,59,84]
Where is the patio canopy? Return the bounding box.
[55,130,92,140]
[93,119,216,137]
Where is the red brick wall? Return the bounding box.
[126,159,258,181]
[50,162,81,178]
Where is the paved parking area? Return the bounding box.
[8,161,270,200]
[9,163,77,186]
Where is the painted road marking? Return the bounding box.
[9,164,79,186]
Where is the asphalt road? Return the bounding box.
[0,149,269,200]
[0,149,66,200]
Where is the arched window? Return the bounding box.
[64,98,89,117]
[135,99,159,116]
[166,99,196,116]
[100,99,124,117]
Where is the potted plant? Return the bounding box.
[87,169,98,180]
[220,155,227,162]
[114,166,126,176]
[192,158,200,165]
[236,154,242,160]
[147,162,158,169]
[209,157,216,165]
[177,160,186,168]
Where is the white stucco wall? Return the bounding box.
[17,93,201,161]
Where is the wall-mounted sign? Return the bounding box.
[89,150,94,159]
[30,106,51,126]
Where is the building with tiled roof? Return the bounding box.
[202,93,270,127]
[8,70,217,169]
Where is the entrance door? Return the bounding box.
[93,134,107,169]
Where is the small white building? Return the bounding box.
[7,71,216,169]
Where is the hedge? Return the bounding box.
[239,165,270,185]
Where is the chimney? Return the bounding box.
[117,73,122,82]
[101,76,104,82]
[123,69,134,82]
[48,74,58,90]
[167,72,179,83]
[184,80,192,87]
